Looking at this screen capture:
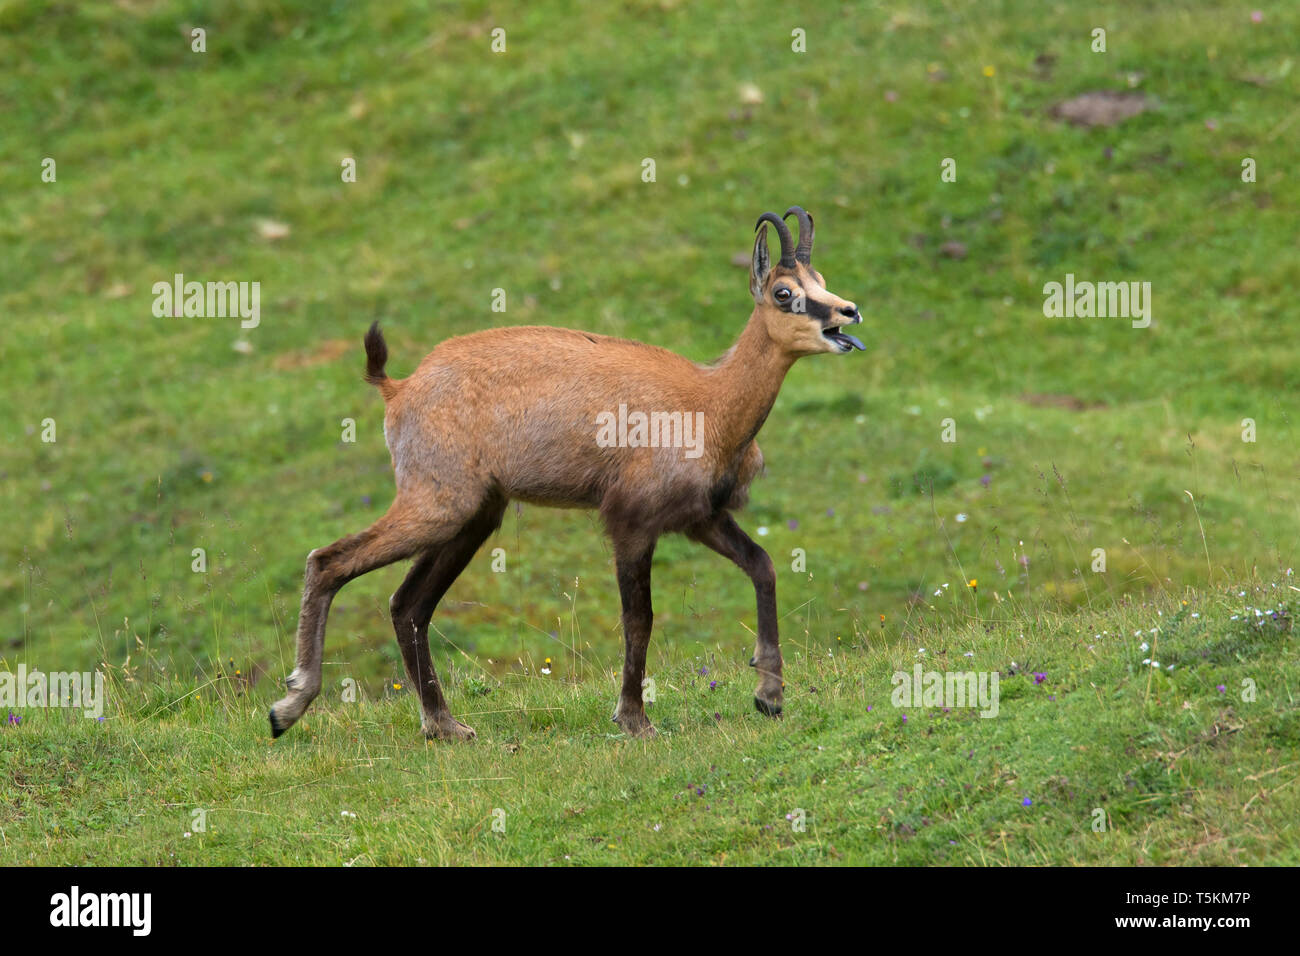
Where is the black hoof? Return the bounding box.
[268,707,287,738]
[754,696,782,717]
[749,656,757,667]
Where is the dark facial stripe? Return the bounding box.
[771,267,842,320]
[777,290,835,319]
[800,294,835,320]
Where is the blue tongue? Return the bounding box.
[841,332,865,351]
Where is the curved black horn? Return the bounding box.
[754,211,796,268]
[784,206,814,264]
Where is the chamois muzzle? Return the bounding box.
[821,307,866,352]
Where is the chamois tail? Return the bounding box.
[363,321,399,401]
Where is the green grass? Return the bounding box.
[1,1,1299,864]
[2,584,1296,865]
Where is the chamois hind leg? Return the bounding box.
[688,512,783,717]
[390,499,505,742]
[270,496,452,738]
[611,531,658,738]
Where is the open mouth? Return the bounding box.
[822,325,865,352]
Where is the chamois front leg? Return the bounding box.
[688,512,783,717]
[611,534,658,738]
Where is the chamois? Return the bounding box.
[269,207,864,741]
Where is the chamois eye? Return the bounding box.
[774,287,792,303]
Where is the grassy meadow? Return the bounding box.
[1,0,1298,864]
[3,585,1297,865]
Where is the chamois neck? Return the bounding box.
[706,310,796,455]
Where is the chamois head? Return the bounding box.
[749,206,864,355]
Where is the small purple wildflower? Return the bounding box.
[980,474,991,488]
[7,712,20,726]
[698,666,708,676]
[901,714,908,724]
[1022,797,1033,807]
[1216,684,1226,694]
[1032,672,1047,685]
[786,518,799,530]
[709,680,717,690]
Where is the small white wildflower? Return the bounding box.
[955,513,968,523]
[757,526,770,536]
[1140,642,1149,651]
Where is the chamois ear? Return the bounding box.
[750,223,772,304]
